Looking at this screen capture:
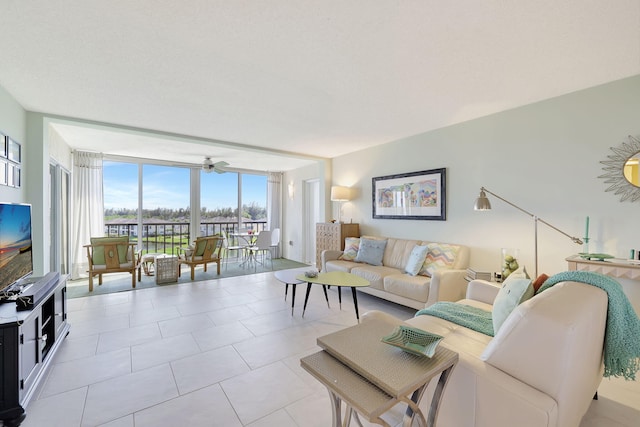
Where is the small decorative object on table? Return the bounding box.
[381,325,443,357]
[578,253,614,261]
[501,248,519,280]
[304,269,318,278]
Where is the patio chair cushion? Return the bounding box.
[90,236,130,265]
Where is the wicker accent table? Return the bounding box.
[296,271,370,321]
[155,255,178,284]
[301,318,458,426]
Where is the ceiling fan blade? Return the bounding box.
[213,161,229,173]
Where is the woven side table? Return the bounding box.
[155,255,178,284]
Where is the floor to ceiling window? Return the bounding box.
[104,159,268,255]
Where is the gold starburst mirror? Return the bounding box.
[599,135,640,202]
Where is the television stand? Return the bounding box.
[0,272,69,427]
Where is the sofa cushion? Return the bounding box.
[350,265,398,290]
[325,259,357,272]
[404,244,429,276]
[382,238,422,270]
[419,242,460,276]
[492,275,534,333]
[384,273,431,302]
[354,237,387,266]
[338,237,360,261]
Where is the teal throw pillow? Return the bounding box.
[492,274,534,334]
[354,237,387,266]
[405,245,429,276]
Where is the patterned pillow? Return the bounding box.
[419,243,460,277]
[338,237,360,261]
[405,245,429,276]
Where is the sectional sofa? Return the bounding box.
[321,235,470,309]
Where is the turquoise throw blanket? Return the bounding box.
[416,271,640,380]
[539,271,640,380]
[415,302,495,337]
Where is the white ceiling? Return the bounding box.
[1,1,639,171]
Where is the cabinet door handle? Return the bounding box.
[38,334,48,344]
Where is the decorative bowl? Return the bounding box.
[304,270,318,278]
[381,325,443,358]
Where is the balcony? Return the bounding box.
[105,219,267,255]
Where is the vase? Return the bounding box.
[501,248,520,280]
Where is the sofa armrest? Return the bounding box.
[321,249,343,271]
[465,279,501,305]
[424,268,469,307]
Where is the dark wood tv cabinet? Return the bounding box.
[0,272,70,427]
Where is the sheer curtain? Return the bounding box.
[267,172,282,258]
[71,151,105,279]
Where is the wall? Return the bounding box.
[330,74,640,279]
[0,85,26,202]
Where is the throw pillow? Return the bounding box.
[354,237,387,266]
[419,243,460,277]
[338,237,361,261]
[532,273,549,293]
[405,245,429,276]
[492,275,534,334]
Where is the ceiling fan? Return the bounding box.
[202,157,229,174]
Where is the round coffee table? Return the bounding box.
[274,267,309,315]
[296,271,370,322]
[140,253,163,276]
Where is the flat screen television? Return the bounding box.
[0,203,34,293]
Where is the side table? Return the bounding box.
[301,318,458,426]
[155,255,178,284]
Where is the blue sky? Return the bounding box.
[0,204,32,248]
[103,162,266,211]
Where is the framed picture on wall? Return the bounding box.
[0,134,6,158]
[372,167,447,220]
[13,166,20,188]
[0,159,6,185]
[7,137,20,163]
[7,162,15,187]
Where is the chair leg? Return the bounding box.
[89,275,94,292]
[190,266,195,280]
[132,271,136,288]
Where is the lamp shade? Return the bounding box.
[331,186,351,201]
[474,189,492,210]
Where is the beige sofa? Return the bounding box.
[321,236,470,309]
[363,279,608,427]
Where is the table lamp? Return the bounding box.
[331,186,351,223]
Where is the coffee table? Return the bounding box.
[273,267,308,315]
[301,318,458,426]
[296,271,369,321]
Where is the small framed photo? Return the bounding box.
[372,168,447,220]
[7,162,15,186]
[7,137,20,163]
[0,134,6,158]
[13,166,20,188]
[0,160,6,185]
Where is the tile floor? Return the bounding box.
[18,271,640,427]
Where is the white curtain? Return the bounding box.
[71,151,105,279]
[267,172,283,258]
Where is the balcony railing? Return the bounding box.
[105,220,267,255]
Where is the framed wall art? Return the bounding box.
[0,134,6,158]
[372,168,446,220]
[0,160,6,185]
[7,137,20,164]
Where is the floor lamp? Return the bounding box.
[474,187,583,277]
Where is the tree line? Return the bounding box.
[104,202,266,221]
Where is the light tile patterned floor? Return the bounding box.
[19,271,640,426]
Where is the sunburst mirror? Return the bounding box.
[599,135,640,202]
